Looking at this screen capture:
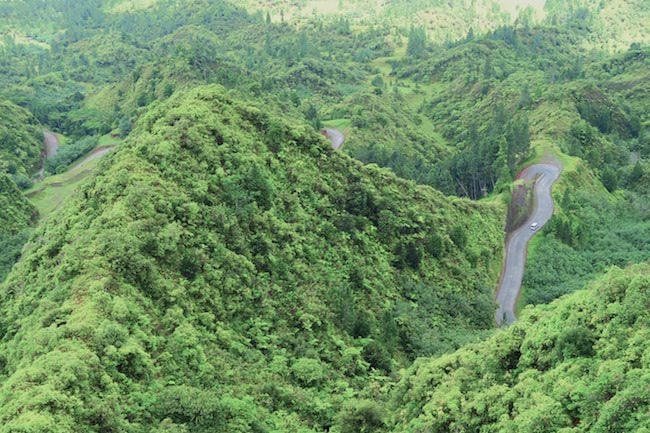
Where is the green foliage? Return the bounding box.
[0,230,31,282]
[0,86,503,431]
[392,264,650,433]
[335,399,386,433]
[0,101,41,282]
[0,2,648,432]
[407,27,427,58]
[0,99,42,181]
[523,190,650,305]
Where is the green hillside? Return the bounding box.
[0,99,41,281]
[0,99,42,185]
[0,174,37,281]
[0,0,648,431]
[392,263,649,433]
[0,85,503,432]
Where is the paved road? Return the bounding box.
[43,131,59,158]
[495,163,561,326]
[34,131,60,180]
[323,128,345,149]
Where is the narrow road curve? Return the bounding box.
[495,163,561,326]
[34,131,60,180]
[323,128,345,150]
[43,131,60,158]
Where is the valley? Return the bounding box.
[0,1,647,432]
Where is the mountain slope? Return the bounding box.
[0,99,41,281]
[0,85,503,432]
[391,263,649,433]
[0,99,42,185]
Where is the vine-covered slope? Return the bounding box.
[0,85,503,432]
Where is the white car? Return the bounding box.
[530,222,539,230]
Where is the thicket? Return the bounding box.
[0,99,42,185]
[0,86,504,432]
[0,174,37,282]
[0,101,41,282]
[45,136,99,174]
[0,2,647,430]
[523,188,649,305]
[392,264,650,433]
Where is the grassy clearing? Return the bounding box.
[322,118,351,131]
[107,0,157,13]
[26,133,118,218]
[54,132,67,146]
[98,133,122,147]
[26,155,101,218]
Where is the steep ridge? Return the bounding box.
[0,100,42,282]
[0,85,503,432]
[0,99,42,185]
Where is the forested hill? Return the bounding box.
[0,99,41,281]
[0,99,42,187]
[0,86,503,432]
[392,263,649,433]
[0,1,648,431]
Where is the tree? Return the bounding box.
[518,84,532,109]
[628,161,643,186]
[336,400,386,433]
[450,225,468,249]
[407,27,427,57]
[601,167,618,192]
[371,75,384,89]
[305,104,321,130]
[118,117,132,137]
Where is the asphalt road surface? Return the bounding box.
[34,131,60,180]
[495,163,561,326]
[323,128,345,149]
[43,131,60,157]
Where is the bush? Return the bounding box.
[291,358,326,386]
[11,173,33,189]
[450,225,468,249]
[336,399,386,433]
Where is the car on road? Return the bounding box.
[530,222,539,230]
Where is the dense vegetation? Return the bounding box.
[523,187,650,305]
[0,175,37,282]
[0,86,503,432]
[0,99,42,187]
[0,0,648,431]
[392,264,649,433]
[0,99,41,281]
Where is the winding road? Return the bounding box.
[43,131,60,157]
[68,146,114,172]
[323,128,345,150]
[495,163,561,326]
[34,131,61,180]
